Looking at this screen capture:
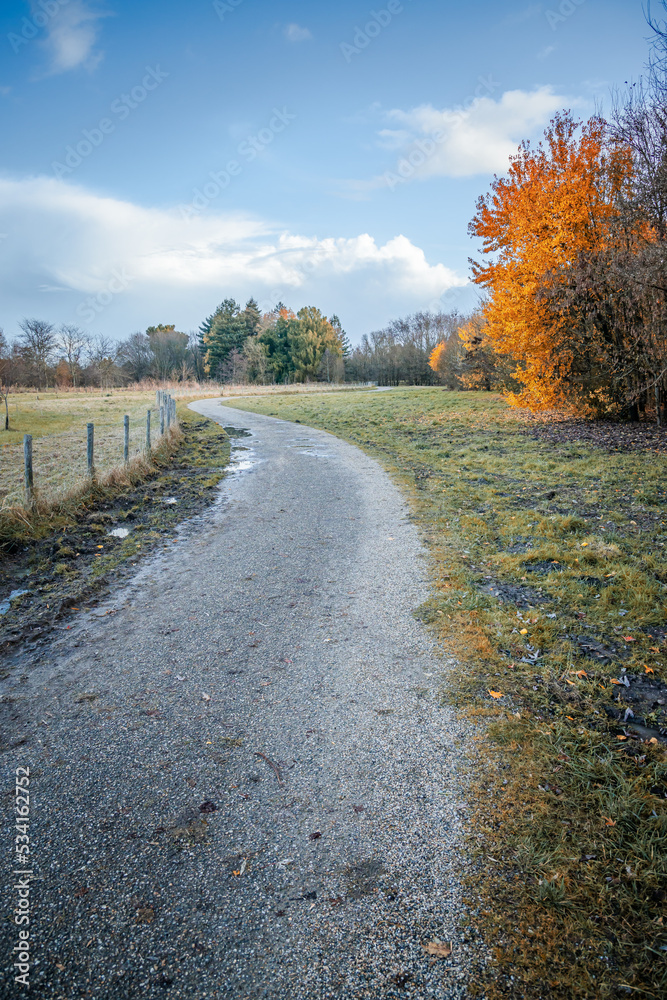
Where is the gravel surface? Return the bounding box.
[1,400,478,999]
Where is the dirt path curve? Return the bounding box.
[1,399,474,1000]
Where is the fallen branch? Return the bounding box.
[254,751,283,784]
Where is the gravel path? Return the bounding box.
[1,400,476,1000]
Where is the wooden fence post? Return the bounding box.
[23,434,33,505]
[166,395,171,429]
[123,414,129,463]
[87,422,95,479]
[160,406,165,436]
[146,409,151,454]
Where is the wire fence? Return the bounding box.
[1,391,178,510]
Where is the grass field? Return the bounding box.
[222,387,667,999]
[0,384,373,508]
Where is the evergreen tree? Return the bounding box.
[201,297,265,377]
[258,311,296,382]
[203,299,246,377]
[330,314,351,357]
[243,298,262,337]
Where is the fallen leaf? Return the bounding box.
[199,800,217,813]
[603,817,617,827]
[616,735,627,741]
[649,737,659,745]
[645,666,655,674]
[575,670,588,679]
[135,906,154,924]
[623,636,636,643]
[309,831,322,841]
[201,692,211,702]
[519,628,528,635]
[353,805,365,814]
[488,690,504,699]
[566,680,576,686]
[186,777,196,788]
[423,940,453,959]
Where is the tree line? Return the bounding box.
[428,6,667,424]
[0,320,206,392]
[0,301,488,401]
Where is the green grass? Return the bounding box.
[222,386,667,999]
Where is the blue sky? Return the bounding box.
[0,0,652,343]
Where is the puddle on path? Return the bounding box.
[0,589,29,616]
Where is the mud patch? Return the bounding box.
[223,426,252,438]
[601,672,667,742]
[568,634,628,665]
[478,579,545,608]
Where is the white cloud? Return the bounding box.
[37,1,111,75]
[0,176,466,339]
[284,23,312,43]
[380,86,571,180]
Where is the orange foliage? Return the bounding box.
[469,113,634,410]
[428,341,447,374]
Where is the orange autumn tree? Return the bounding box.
[468,112,633,411]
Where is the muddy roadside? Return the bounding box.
[0,407,247,674]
